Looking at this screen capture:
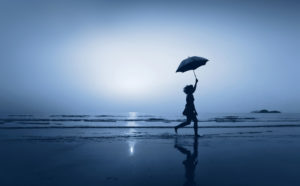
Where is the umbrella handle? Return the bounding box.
[193,70,198,79]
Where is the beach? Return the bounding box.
[1,0,299,185]
[1,113,300,186]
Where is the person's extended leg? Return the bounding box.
[176,121,191,129]
[175,117,191,133]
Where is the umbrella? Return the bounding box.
[176,56,208,79]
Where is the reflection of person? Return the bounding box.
[175,78,199,136]
[174,137,198,186]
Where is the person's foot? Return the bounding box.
[174,127,178,134]
[195,134,201,137]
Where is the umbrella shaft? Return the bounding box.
[193,70,197,79]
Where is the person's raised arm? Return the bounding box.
[193,78,198,93]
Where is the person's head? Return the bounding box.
[183,85,194,94]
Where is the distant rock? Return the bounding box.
[251,109,281,113]
[214,116,256,122]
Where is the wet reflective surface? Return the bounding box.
[1,127,300,186]
[175,137,198,186]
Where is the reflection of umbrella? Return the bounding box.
[176,56,208,79]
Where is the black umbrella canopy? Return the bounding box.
[176,56,208,73]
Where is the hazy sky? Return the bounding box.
[0,0,299,114]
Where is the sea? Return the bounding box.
[1,112,299,129]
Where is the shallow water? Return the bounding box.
[1,128,300,186]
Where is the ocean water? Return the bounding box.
[1,112,300,129]
[0,112,300,128]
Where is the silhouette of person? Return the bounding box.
[175,78,199,136]
[174,137,198,186]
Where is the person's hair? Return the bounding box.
[183,85,193,94]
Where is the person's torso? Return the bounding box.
[186,94,194,106]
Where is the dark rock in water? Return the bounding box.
[145,118,169,122]
[84,119,116,122]
[18,122,50,125]
[251,109,281,113]
[95,115,116,117]
[50,115,89,117]
[214,116,256,122]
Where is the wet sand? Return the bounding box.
[1,127,300,186]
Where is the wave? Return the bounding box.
[1,114,300,126]
[1,118,300,123]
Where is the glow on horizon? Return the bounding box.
[61,30,190,100]
[127,112,138,126]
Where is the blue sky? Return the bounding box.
[0,0,299,114]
